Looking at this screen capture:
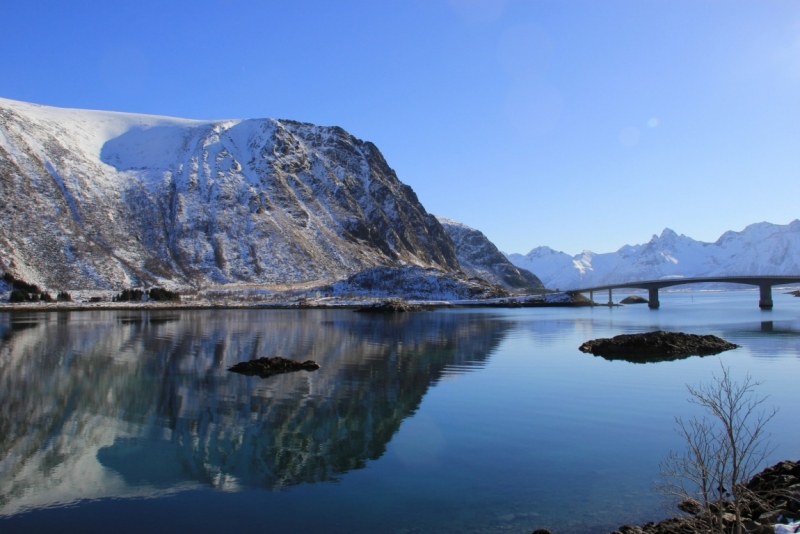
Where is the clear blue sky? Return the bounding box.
[2,0,798,255]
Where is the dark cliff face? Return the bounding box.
[0,99,459,289]
[435,216,543,292]
[280,122,460,273]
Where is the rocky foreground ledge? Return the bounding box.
[579,331,739,362]
[228,357,320,378]
[530,460,800,534]
[609,459,800,534]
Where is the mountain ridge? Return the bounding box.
[435,215,543,292]
[506,220,800,290]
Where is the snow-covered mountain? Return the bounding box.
[435,216,542,292]
[0,97,460,290]
[506,221,800,290]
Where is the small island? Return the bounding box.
[620,295,649,304]
[579,331,739,362]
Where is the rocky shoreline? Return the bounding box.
[0,293,598,312]
[610,459,800,534]
[528,460,800,534]
[354,300,433,313]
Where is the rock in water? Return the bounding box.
[228,357,320,378]
[620,295,648,304]
[579,331,738,362]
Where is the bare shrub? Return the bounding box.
[657,363,778,534]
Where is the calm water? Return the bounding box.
[1,291,799,534]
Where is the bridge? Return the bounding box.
[567,276,800,309]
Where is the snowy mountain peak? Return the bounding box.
[524,246,564,257]
[659,228,678,239]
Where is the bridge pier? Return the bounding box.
[759,284,773,309]
[648,288,660,309]
[608,288,613,306]
[589,290,594,306]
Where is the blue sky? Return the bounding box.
[2,0,799,255]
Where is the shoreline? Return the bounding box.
[4,286,795,314]
[0,298,608,313]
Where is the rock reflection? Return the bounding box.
[0,309,510,513]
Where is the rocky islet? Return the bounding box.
[579,331,739,362]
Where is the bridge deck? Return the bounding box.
[567,275,800,310]
[568,275,800,293]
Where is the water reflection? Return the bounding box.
[0,309,510,514]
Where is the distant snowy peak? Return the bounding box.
[524,246,570,258]
[435,216,542,291]
[0,97,459,290]
[716,219,800,245]
[506,220,800,290]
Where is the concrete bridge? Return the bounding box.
[567,276,800,309]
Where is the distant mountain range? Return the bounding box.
[0,97,535,295]
[506,220,800,290]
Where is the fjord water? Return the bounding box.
[1,291,799,534]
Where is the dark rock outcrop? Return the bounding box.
[620,295,649,304]
[676,498,702,516]
[579,331,738,362]
[354,300,429,313]
[228,357,320,378]
[435,216,543,292]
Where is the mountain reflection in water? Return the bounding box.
[0,309,511,513]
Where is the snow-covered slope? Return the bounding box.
[435,216,542,291]
[0,97,458,290]
[507,221,800,290]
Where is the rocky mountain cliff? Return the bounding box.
[0,97,459,290]
[506,220,800,290]
[435,216,543,292]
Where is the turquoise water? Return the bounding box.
[1,290,799,533]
